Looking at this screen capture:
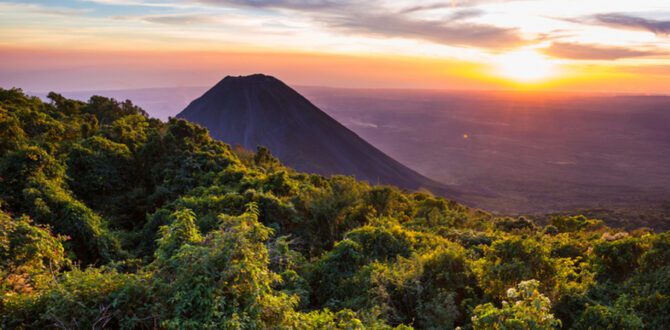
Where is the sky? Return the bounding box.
[1,0,670,93]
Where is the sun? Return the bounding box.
[494,49,556,83]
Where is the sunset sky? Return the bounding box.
[1,0,670,93]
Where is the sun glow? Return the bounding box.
[495,49,557,83]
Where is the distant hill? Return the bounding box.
[177,74,457,197]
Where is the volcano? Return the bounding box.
[177,74,457,196]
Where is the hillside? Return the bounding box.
[177,74,458,198]
[1,88,669,329]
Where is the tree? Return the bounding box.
[1,146,119,264]
[152,204,293,329]
[494,216,537,232]
[474,237,556,299]
[572,303,643,330]
[2,267,153,329]
[153,208,203,262]
[0,211,67,297]
[549,215,602,233]
[66,136,134,209]
[254,146,281,170]
[592,236,645,282]
[472,280,560,330]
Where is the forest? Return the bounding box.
[1,88,669,329]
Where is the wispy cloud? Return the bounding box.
[196,0,345,10]
[593,13,670,35]
[400,3,455,14]
[447,9,485,20]
[116,13,222,25]
[0,2,91,16]
[323,11,523,49]
[82,0,191,9]
[194,0,523,49]
[543,42,663,60]
[399,0,502,13]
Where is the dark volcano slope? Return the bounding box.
[178,74,457,197]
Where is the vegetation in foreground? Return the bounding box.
[1,88,669,329]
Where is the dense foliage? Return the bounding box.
[1,88,669,329]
